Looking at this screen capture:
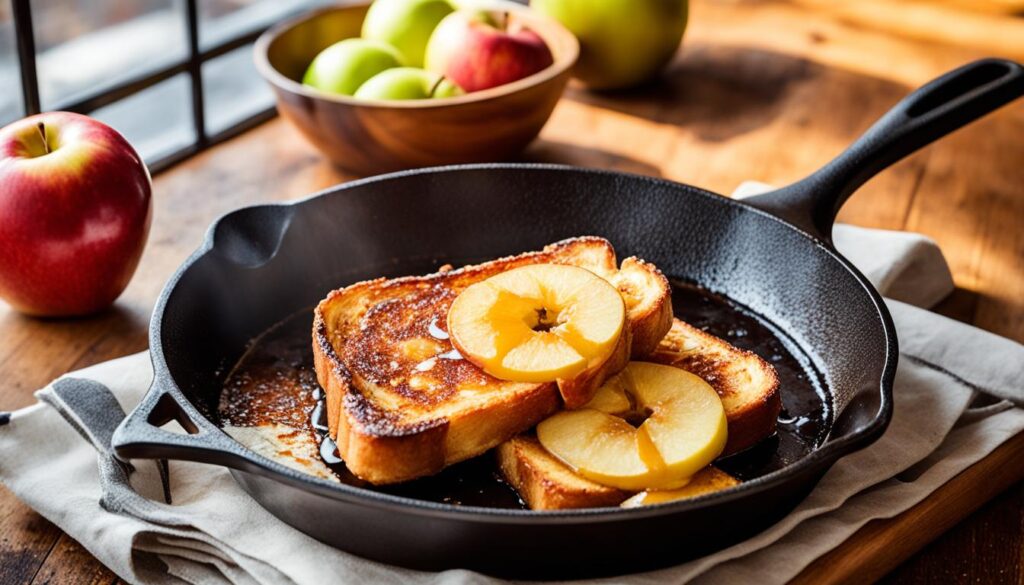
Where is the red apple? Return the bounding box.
[425,10,554,92]
[0,112,152,317]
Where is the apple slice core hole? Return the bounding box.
[531,307,558,332]
[623,406,654,428]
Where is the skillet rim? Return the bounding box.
[143,162,896,521]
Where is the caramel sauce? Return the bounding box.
[219,282,829,507]
[218,327,320,428]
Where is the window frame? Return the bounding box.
[10,0,287,174]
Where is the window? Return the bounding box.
[1,0,327,173]
[201,42,274,136]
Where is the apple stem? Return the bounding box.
[429,76,446,98]
[497,11,509,32]
[36,122,50,155]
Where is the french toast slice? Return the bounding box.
[313,237,672,484]
[498,436,629,510]
[497,318,779,510]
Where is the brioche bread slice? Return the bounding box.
[498,436,629,510]
[313,237,672,484]
[497,317,779,509]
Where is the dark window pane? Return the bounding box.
[199,0,332,49]
[32,0,187,110]
[91,73,194,163]
[0,7,22,124]
[202,42,273,135]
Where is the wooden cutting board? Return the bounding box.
[792,431,1024,584]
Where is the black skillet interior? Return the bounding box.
[111,59,1024,577]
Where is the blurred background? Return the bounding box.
[0,0,1021,169]
[0,0,334,164]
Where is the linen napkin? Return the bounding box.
[1,183,1022,584]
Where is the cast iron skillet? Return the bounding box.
[113,59,1024,578]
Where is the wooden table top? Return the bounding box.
[1,0,1022,582]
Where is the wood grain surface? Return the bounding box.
[1,0,1022,582]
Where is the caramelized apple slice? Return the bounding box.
[628,362,728,481]
[537,362,727,490]
[448,264,625,383]
[534,409,651,490]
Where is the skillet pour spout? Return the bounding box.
[112,59,1024,578]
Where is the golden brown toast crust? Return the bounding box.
[611,257,673,357]
[313,237,672,484]
[498,436,628,510]
[649,319,781,455]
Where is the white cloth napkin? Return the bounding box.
[1,182,1022,585]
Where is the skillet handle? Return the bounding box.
[745,58,1024,240]
[112,379,244,468]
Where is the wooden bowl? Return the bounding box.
[254,3,578,176]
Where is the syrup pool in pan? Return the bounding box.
[218,281,831,509]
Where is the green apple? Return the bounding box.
[361,0,455,67]
[531,0,687,90]
[353,67,464,100]
[303,38,403,96]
